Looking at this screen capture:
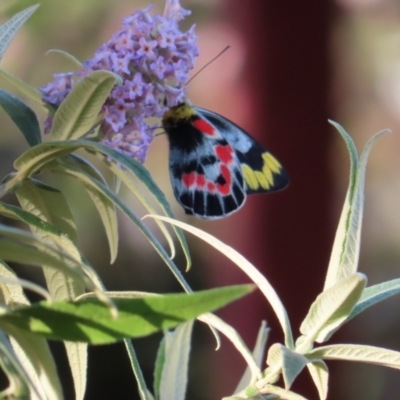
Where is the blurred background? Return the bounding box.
[1,0,400,398]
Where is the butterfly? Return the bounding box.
[161,102,289,219]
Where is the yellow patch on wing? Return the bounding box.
[241,164,259,190]
[263,152,282,173]
[254,170,271,189]
[242,152,284,191]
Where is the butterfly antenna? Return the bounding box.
[187,45,230,85]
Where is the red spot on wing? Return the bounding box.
[193,118,216,136]
[215,144,234,164]
[217,183,231,196]
[220,164,232,185]
[207,182,216,192]
[196,174,206,188]
[182,172,196,188]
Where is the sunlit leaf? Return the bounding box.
[324,123,389,289]
[0,5,39,60]
[159,321,193,400]
[146,215,294,349]
[267,343,308,389]
[307,360,328,400]
[49,70,118,141]
[307,344,400,370]
[349,278,400,320]
[299,273,366,344]
[0,285,253,344]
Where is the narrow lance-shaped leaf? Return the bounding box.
[306,344,400,370]
[109,162,176,264]
[336,130,389,281]
[0,261,51,400]
[324,124,389,288]
[349,278,400,321]
[9,140,191,269]
[0,224,115,313]
[146,215,294,349]
[0,67,43,104]
[7,143,82,192]
[159,321,193,400]
[0,89,41,146]
[49,162,194,298]
[299,273,366,345]
[306,360,328,400]
[0,329,41,400]
[197,313,260,380]
[0,5,39,60]
[0,285,253,344]
[234,321,269,393]
[57,154,118,263]
[49,70,119,141]
[266,344,308,389]
[0,326,64,400]
[324,121,358,290]
[85,140,191,269]
[46,49,83,69]
[154,337,166,400]
[15,178,88,400]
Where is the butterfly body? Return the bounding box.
[162,103,288,219]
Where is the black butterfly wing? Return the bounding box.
[195,107,289,194]
[164,107,246,218]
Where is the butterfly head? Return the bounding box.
[162,102,196,129]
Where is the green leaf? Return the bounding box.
[0,5,39,61]
[57,154,118,263]
[0,329,39,399]
[306,360,328,400]
[299,273,366,344]
[124,339,151,400]
[159,321,193,400]
[154,337,166,400]
[0,67,43,104]
[0,262,49,399]
[0,224,114,312]
[1,326,64,400]
[8,140,191,269]
[0,260,31,306]
[266,344,308,389]
[45,49,83,69]
[349,278,400,320]
[234,321,269,393]
[0,89,41,146]
[93,142,190,270]
[146,215,294,349]
[16,178,78,242]
[0,285,253,344]
[50,159,192,297]
[11,142,81,187]
[194,313,261,380]
[307,344,400,370]
[109,162,177,265]
[49,70,118,140]
[15,179,88,400]
[64,342,87,400]
[324,124,389,289]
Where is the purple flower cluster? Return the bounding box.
[40,0,198,163]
